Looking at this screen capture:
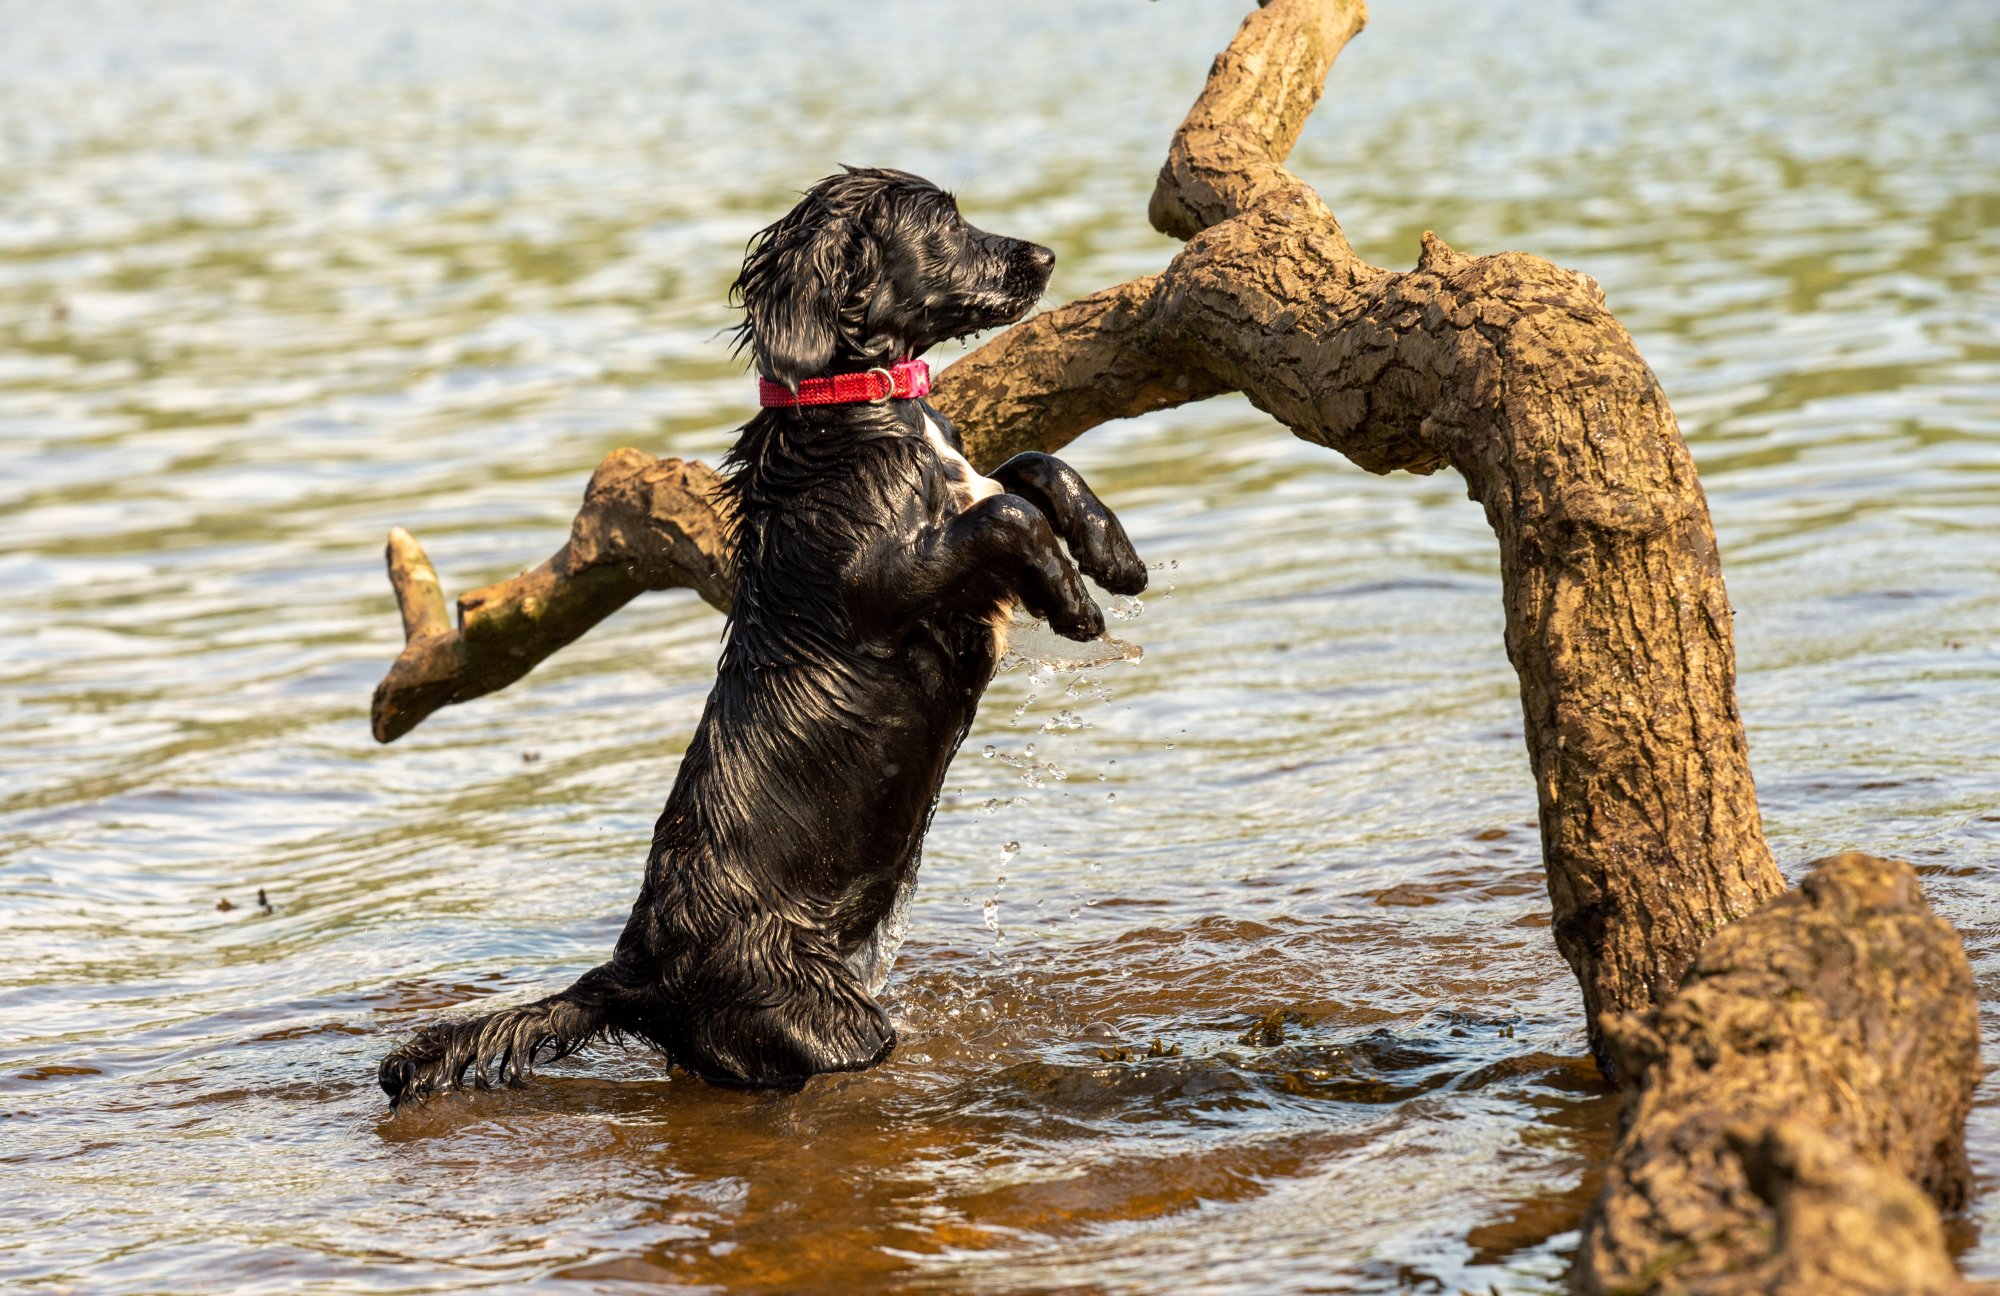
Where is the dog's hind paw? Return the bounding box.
[377,974,622,1110]
[377,1024,462,1108]
[375,1014,540,1108]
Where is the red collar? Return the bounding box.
[758,359,932,408]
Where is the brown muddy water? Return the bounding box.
[2,1,1997,1292]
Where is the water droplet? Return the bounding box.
[1105,792,1116,802]
[1165,741,1176,750]
[982,745,997,759]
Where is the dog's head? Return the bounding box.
[730,167,1055,391]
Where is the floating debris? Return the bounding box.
[1238,1008,1319,1048]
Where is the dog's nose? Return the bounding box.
[1026,244,1055,273]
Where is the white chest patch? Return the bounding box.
[923,412,1004,511]
[920,411,1016,656]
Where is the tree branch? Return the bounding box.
[368,3,1788,1053]
[369,277,1222,742]
[934,276,1228,471]
[363,9,1990,1284]
[1149,0,1368,239]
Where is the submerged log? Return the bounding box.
[1573,853,1986,1296]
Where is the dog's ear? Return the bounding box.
[731,203,872,391]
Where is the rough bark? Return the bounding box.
[1572,853,1987,1296]
[938,277,1229,470]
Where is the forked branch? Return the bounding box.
[371,0,1782,1052]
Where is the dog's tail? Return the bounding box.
[377,962,637,1110]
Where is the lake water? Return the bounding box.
[2,1,1996,1291]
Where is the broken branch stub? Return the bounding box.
[1148,0,1367,239]
[370,450,733,743]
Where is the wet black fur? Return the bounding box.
[378,168,1146,1107]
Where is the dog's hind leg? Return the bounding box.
[679,939,896,1090]
[377,961,641,1109]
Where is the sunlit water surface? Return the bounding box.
[2,1,1996,1291]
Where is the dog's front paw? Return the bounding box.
[1074,518,1148,598]
[1049,596,1107,643]
[1090,543,1149,598]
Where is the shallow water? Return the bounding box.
[2,0,1996,1291]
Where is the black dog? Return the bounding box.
[378,168,1145,1106]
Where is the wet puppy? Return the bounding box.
[378,167,1145,1105]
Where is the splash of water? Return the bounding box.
[996,605,1143,676]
